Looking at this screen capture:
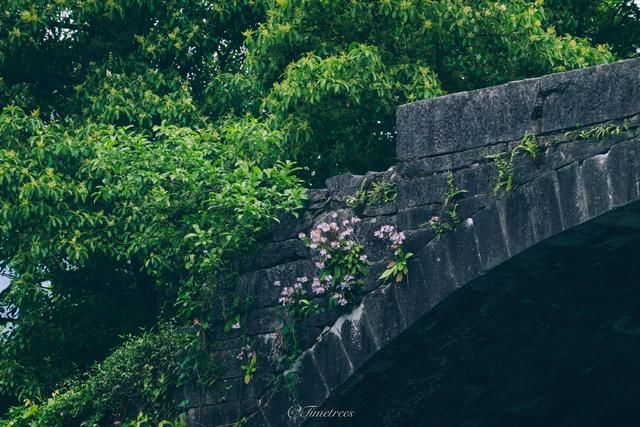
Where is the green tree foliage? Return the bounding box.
[0,0,634,423]
[0,0,265,124]
[0,106,305,413]
[542,0,640,58]
[246,0,614,181]
[3,326,196,426]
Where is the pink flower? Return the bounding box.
[332,293,348,306]
[279,286,295,306]
[312,277,326,295]
[231,322,241,330]
[375,224,406,250]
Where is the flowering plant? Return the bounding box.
[427,171,467,236]
[236,345,257,384]
[375,224,413,283]
[298,213,368,307]
[272,213,369,359]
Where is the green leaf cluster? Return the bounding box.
[246,0,614,182]
[1,326,196,426]
[0,106,305,414]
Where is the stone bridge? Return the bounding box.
[185,58,640,426]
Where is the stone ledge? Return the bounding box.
[397,58,640,160]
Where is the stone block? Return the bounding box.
[499,187,536,257]
[359,284,406,348]
[440,218,483,287]
[397,78,539,160]
[555,162,588,230]
[525,172,565,242]
[540,58,640,134]
[471,203,510,272]
[607,141,639,208]
[396,173,449,208]
[334,304,379,371]
[313,330,354,393]
[325,173,365,202]
[580,153,613,219]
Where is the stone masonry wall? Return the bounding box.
[184,58,640,426]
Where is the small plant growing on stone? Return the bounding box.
[375,225,413,283]
[274,214,368,360]
[298,214,368,307]
[512,132,539,160]
[577,121,628,140]
[237,346,257,384]
[346,177,396,214]
[224,314,242,333]
[487,132,539,193]
[425,171,468,237]
[368,179,397,205]
[487,151,513,192]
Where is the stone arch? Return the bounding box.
[185,58,640,426]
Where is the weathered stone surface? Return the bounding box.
[360,285,406,348]
[539,58,640,134]
[546,131,627,171]
[296,350,329,406]
[440,219,483,288]
[241,373,275,401]
[362,202,397,217]
[396,173,448,207]
[393,256,432,326]
[397,78,539,160]
[456,163,498,196]
[325,173,364,202]
[307,189,330,210]
[253,239,309,271]
[471,203,510,272]
[499,185,541,257]
[357,217,395,262]
[312,331,354,392]
[396,205,440,230]
[403,228,435,254]
[555,162,587,230]
[362,261,388,293]
[397,58,640,161]
[524,172,565,242]
[246,260,315,309]
[271,210,315,242]
[255,386,295,427]
[396,143,508,178]
[247,306,283,335]
[581,153,613,219]
[607,141,639,208]
[334,305,379,371]
[416,240,457,308]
